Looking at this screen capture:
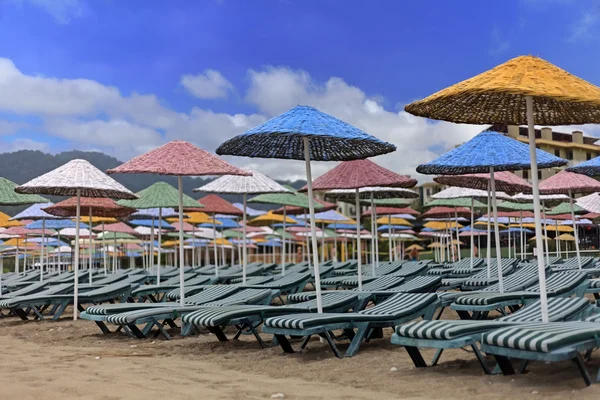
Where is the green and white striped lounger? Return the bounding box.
[285,275,407,304]
[427,258,484,276]
[244,272,312,299]
[181,291,363,346]
[392,297,596,374]
[450,271,588,318]
[480,321,600,386]
[262,293,440,358]
[89,288,276,339]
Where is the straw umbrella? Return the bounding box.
[107,141,249,308]
[44,197,136,281]
[300,159,416,291]
[194,168,289,282]
[195,194,242,273]
[119,182,199,285]
[327,186,418,271]
[15,159,136,320]
[10,202,59,282]
[417,130,565,293]
[217,105,396,312]
[406,54,600,322]
[0,179,47,287]
[538,170,600,269]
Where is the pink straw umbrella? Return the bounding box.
[301,159,417,290]
[539,170,600,269]
[107,141,250,307]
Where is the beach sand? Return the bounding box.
[0,308,599,400]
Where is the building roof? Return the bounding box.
[488,124,599,146]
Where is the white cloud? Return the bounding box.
[489,27,510,56]
[0,58,483,183]
[180,69,234,99]
[6,138,50,152]
[567,11,600,42]
[0,120,28,135]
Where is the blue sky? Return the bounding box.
[0,0,598,179]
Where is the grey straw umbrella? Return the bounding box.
[216,105,396,312]
[406,55,600,322]
[15,159,136,320]
[107,141,250,308]
[194,168,289,283]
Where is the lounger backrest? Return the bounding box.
[185,285,239,304]
[294,292,360,311]
[206,288,272,306]
[526,271,586,294]
[390,275,442,293]
[497,297,591,322]
[358,293,438,317]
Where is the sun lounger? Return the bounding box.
[480,321,600,386]
[427,258,484,276]
[262,293,440,358]
[180,291,364,346]
[392,297,597,374]
[450,271,588,318]
[88,288,278,339]
[243,272,312,300]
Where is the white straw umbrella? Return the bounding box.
[194,168,288,283]
[15,159,137,320]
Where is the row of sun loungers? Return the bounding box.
[4,256,600,387]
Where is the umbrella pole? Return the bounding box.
[370,192,375,275]
[526,96,549,323]
[373,196,379,270]
[568,189,582,269]
[486,181,491,278]
[303,137,323,312]
[242,193,248,283]
[213,214,218,276]
[157,208,162,284]
[151,217,156,273]
[477,232,481,259]
[388,214,392,261]
[88,207,93,284]
[0,255,2,296]
[555,219,559,258]
[58,233,62,274]
[15,241,19,275]
[470,198,474,268]
[113,236,117,273]
[490,167,504,293]
[542,201,550,265]
[177,176,186,308]
[355,188,363,290]
[40,218,45,282]
[320,223,325,264]
[519,211,524,260]
[507,217,511,259]
[73,189,81,321]
[281,205,286,276]
[102,222,107,275]
[454,207,461,261]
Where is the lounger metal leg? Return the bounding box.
[404,346,428,368]
[493,355,515,375]
[574,354,593,387]
[153,322,172,340]
[434,306,445,320]
[127,324,146,339]
[322,331,342,359]
[299,335,312,350]
[207,326,229,342]
[13,308,29,321]
[246,324,269,348]
[584,349,594,362]
[95,321,110,334]
[31,306,45,320]
[53,302,69,320]
[456,310,471,320]
[471,345,492,375]
[164,319,178,329]
[274,334,295,354]
[430,349,443,366]
[344,324,369,357]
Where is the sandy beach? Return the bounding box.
[0,308,599,400]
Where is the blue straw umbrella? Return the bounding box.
[417,130,566,294]
[217,105,396,312]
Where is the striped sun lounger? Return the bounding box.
[262,293,440,358]
[391,297,597,374]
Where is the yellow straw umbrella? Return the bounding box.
[405,244,424,251]
[376,216,412,226]
[405,55,600,322]
[424,221,463,230]
[247,211,296,226]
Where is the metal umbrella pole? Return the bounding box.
[490,167,504,293]
[355,188,363,290]
[486,181,491,278]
